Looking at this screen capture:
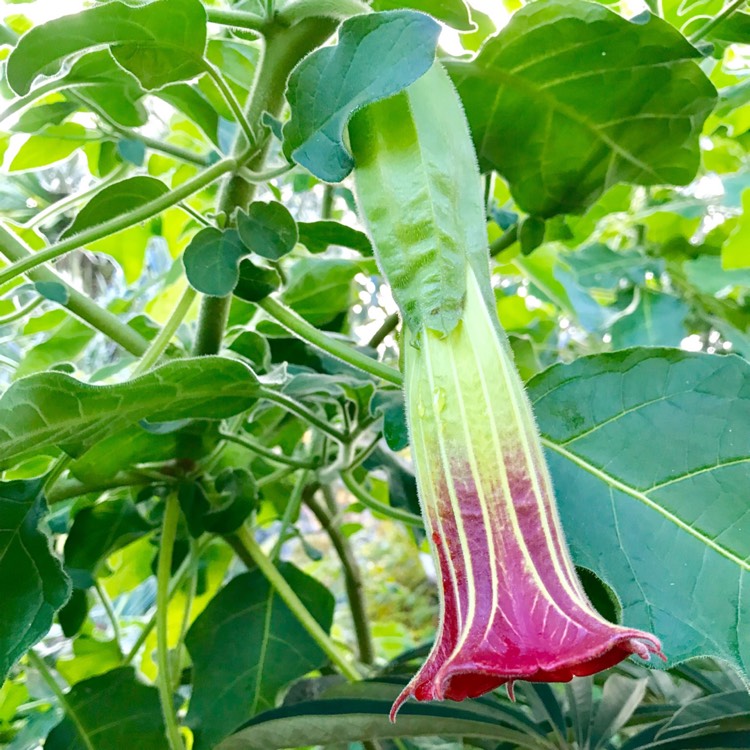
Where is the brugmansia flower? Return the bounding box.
[391,266,664,720]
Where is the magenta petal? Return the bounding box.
[392,269,664,721]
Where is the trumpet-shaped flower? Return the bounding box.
[391,267,664,720]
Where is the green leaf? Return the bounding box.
[7,0,208,94]
[297,220,372,255]
[0,479,70,682]
[237,201,298,261]
[610,290,688,348]
[217,680,548,750]
[281,258,359,326]
[0,357,260,469]
[34,281,69,305]
[370,389,409,451]
[186,564,335,750]
[9,123,91,172]
[283,10,441,182]
[158,83,220,145]
[449,0,717,217]
[44,667,167,750]
[62,177,168,239]
[233,259,281,303]
[64,498,153,584]
[59,176,170,283]
[56,636,123,685]
[372,0,474,31]
[13,101,79,133]
[184,228,247,297]
[528,348,750,683]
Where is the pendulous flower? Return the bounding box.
[391,266,664,720]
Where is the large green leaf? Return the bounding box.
[610,290,688,348]
[372,0,473,31]
[186,565,335,750]
[0,479,70,683]
[449,0,717,217]
[0,357,260,469]
[283,10,440,182]
[7,0,207,95]
[528,349,750,683]
[217,680,550,750]
[44,667,167,750]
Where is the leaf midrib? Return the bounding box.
[542,438,750,573]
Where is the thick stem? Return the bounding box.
[0,225,150,356]
[260,296,402,385]
[231,525,362,681]
[306,490,375,664]
[156,495,185,750]
[192,17,338,356]
[0,158,236,287]
[205,7,269,32]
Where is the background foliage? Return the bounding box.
[1,0,750,748]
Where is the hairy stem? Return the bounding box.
[260,296,401,385]
[192,17,338,356]
[0,224,150,356]
[367,312,399,348]
[340,471,421,527]
[220,430,318,469]
[133,286,197,376]
[259,386,348,443]
[156,495,185,750]
[0,158,236,288]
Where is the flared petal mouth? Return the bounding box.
[391,630,664,720]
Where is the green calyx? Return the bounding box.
[349,63,491,337]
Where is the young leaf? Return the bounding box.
[372,0,474,32]
[237,201,298,261]
[297,221,372,255]
[0,357,260,469]
[283,10,441,182]
[184,228,247,297]
[186,565,335,750]
[44,667,167,750]
[9,123,91,172]
[530,348,750,685]
[233,259,281,303]
[7,0,207,95]
[449,0,717,217]
[0,479,70,682]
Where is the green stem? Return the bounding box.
[260,386,348,443]
[192,16,338,357]
[306,491,375,664]
[367,312,399,348]
[205,7,269,32]
[270,468,309,560]
[94,579,122,647]
[340,471,422,527]
[156,495,185,750]
[0,80,61,126]
[26,651,95,750]
[202,62,257,149]
[321,184,335,219]
[133,286,197,375]
[178,202,213,227]
[0,158,236,288]
[0,296,43,325]
[0,224,150,356]
[489,223,519,257]
[220,430,318,469]
[689,0,746,41]
[172,548,197,691]
[25,166,129,229]
[232,525,362,681]
[260,296,402,385]
[123,541,204,666]
[46,472,152,505]
[111,126,210,167]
